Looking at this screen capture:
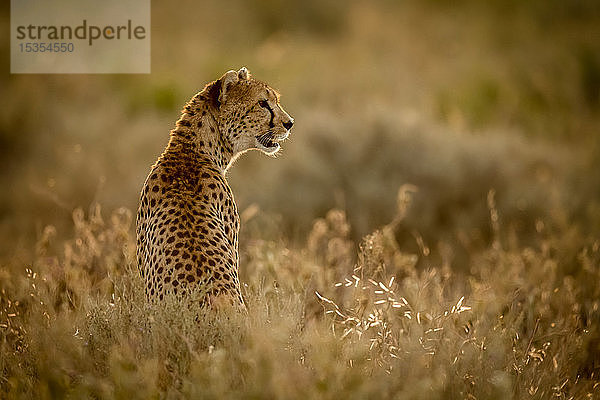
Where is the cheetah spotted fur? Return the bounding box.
[136,67,294,308]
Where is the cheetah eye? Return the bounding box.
[258,100,269,108]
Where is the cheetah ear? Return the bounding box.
[218,70,239,105]
[238,67,250,81]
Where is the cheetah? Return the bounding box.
[136,67,294,308]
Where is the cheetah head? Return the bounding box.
[213,67,294,156]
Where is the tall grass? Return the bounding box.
[1,192,598,398]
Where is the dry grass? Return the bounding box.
[1,0,600,398]
[1,194,599,398]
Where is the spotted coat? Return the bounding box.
[136,68,294,308]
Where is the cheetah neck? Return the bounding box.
[167,95,234,175]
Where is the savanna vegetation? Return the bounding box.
[1,0,599,398]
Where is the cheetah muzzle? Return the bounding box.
[136,67,294,309]
[256,130,290,154]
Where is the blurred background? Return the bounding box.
[1,0,599,267]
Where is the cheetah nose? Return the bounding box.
[283,119,294,130]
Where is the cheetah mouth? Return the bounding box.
[256,132,286,153]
